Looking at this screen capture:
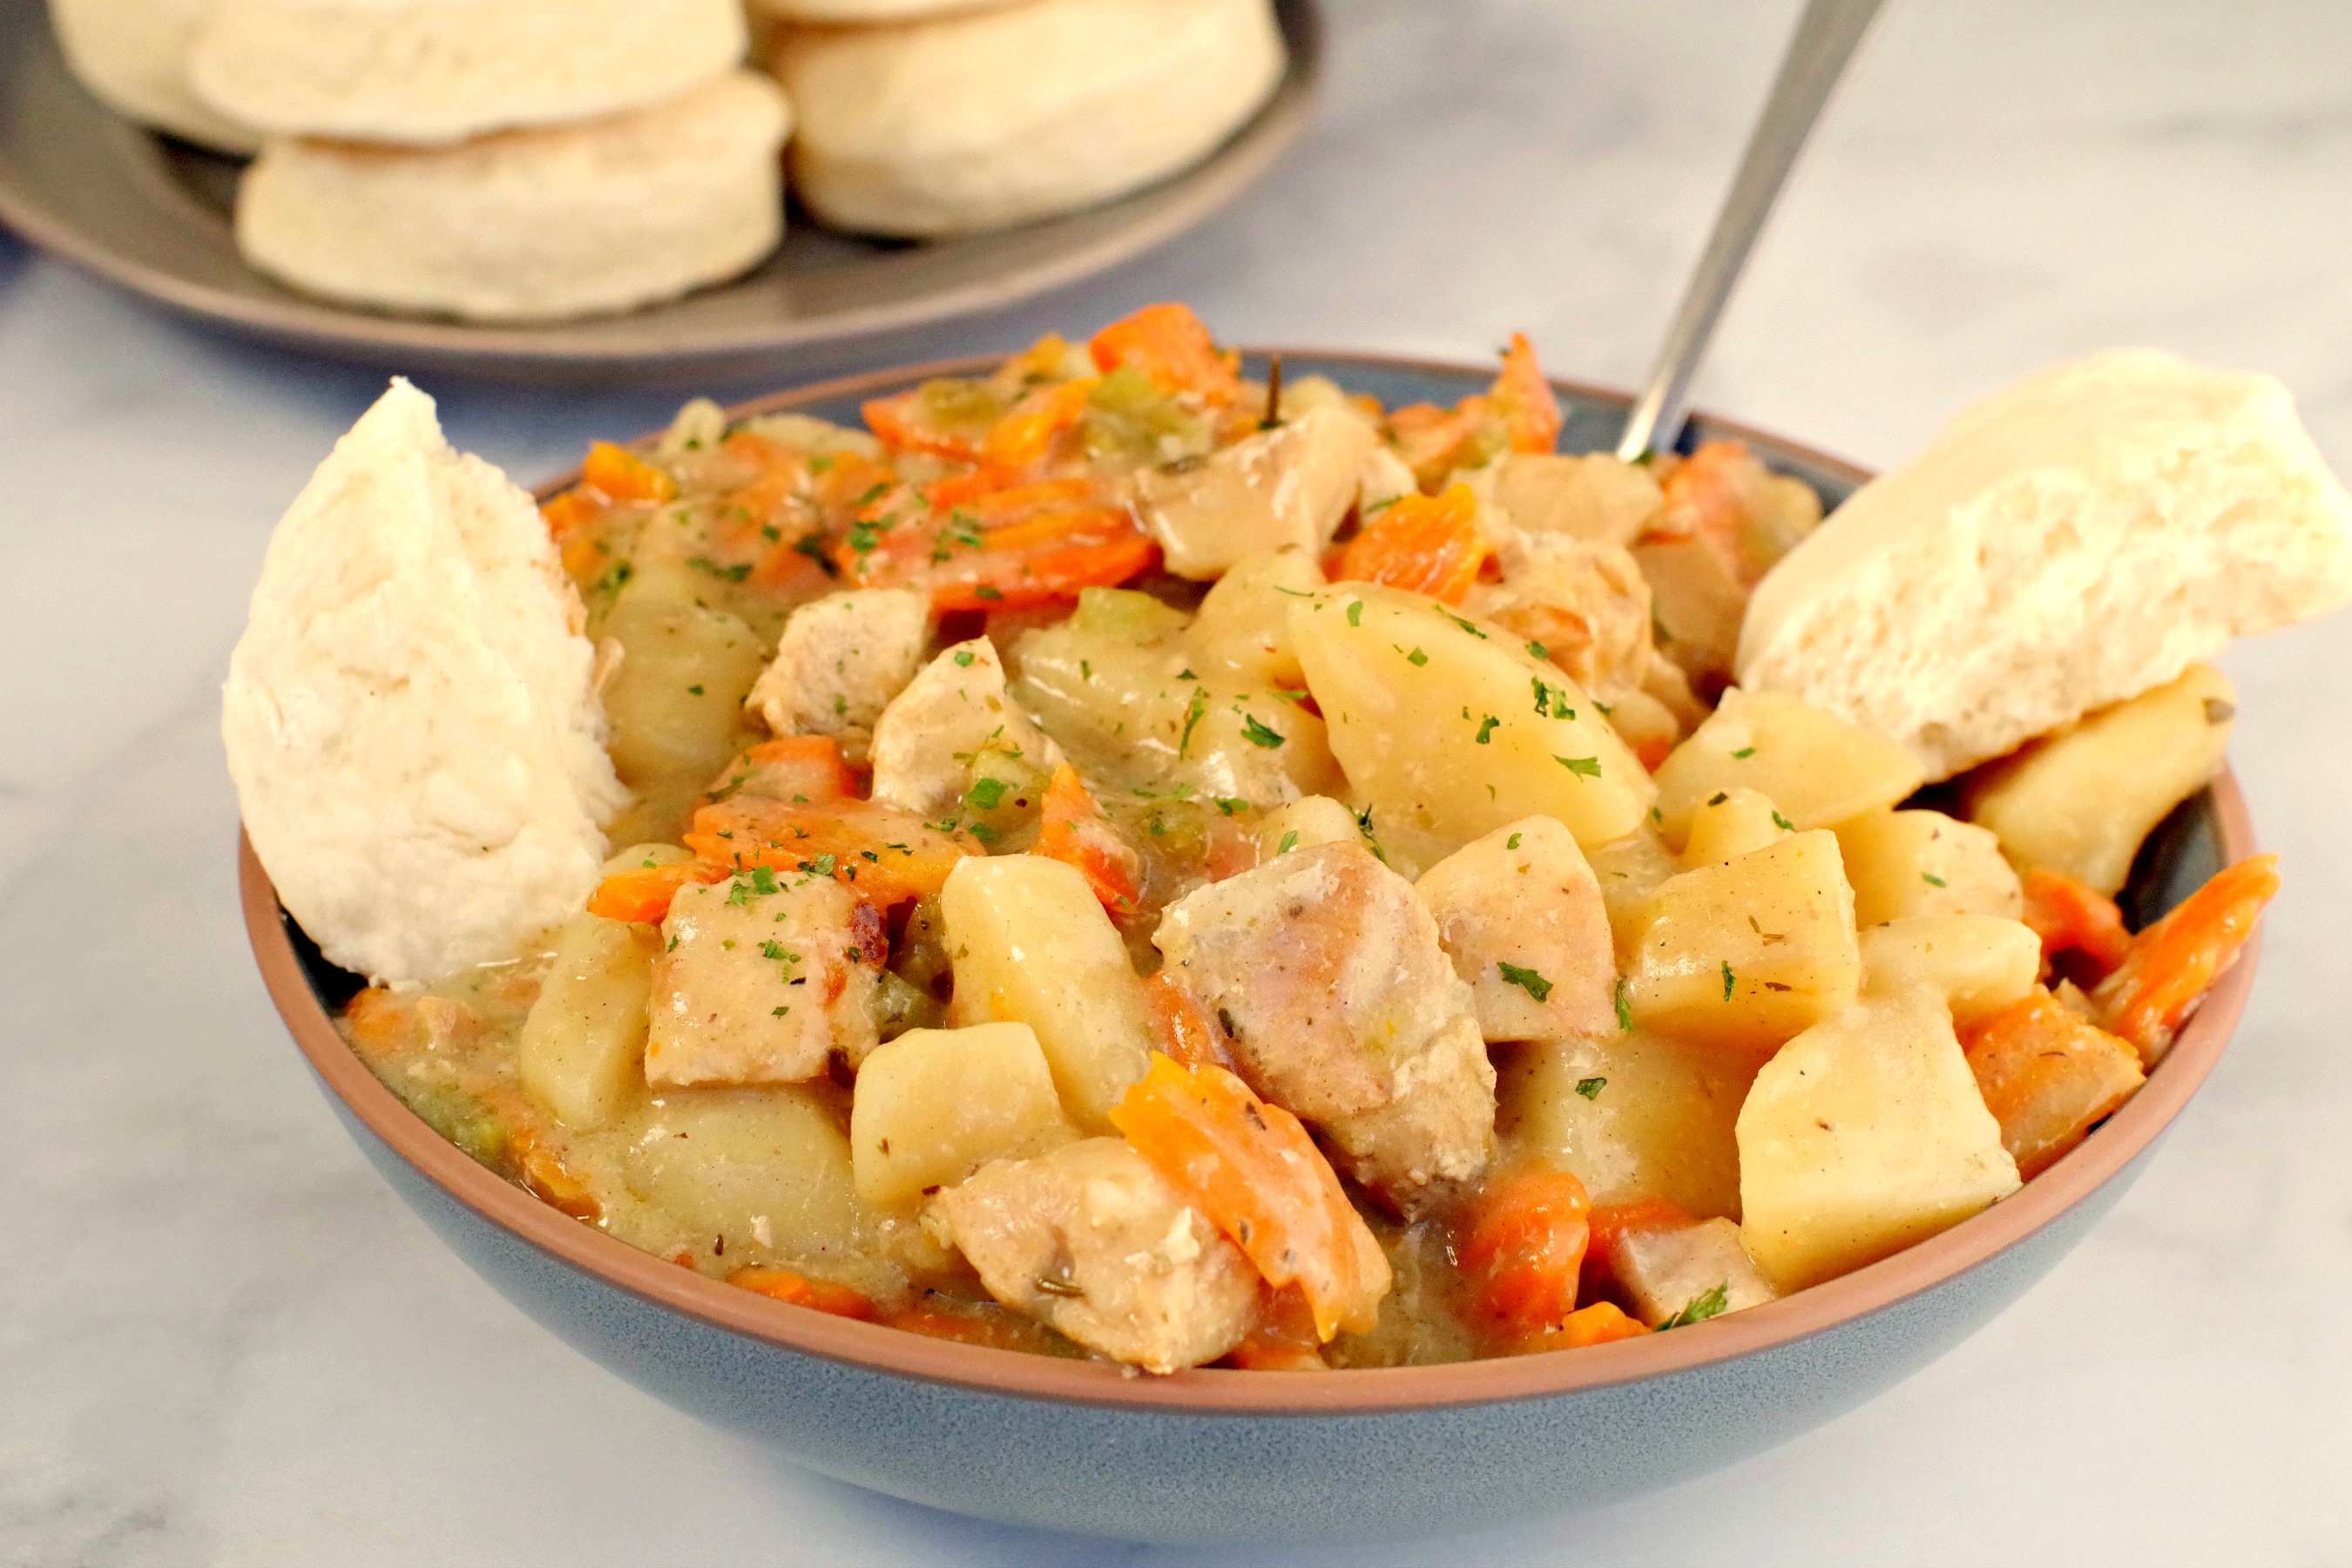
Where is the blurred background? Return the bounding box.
[2,1,2346,1563]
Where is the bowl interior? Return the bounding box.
[247,353,2259,1415]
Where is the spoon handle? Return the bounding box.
[1615,0,1890,462]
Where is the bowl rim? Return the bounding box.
[239,349,2263,1417]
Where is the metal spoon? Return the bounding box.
[1615,0,1891,461]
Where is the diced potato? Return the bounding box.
[1961,990,2145,1179]
[1259,794,1363,856]
[1963,664,2236,896]
[646,872,880,1087]
[1495,1031,1745,1218]
[518,911,659,1130]
[848,1022,1078,1209]
[1184,547,1325,690]
[1738,990,2022,1292]
[1416,815,1615,1041]
[1486,452,1662,547]
[1652,688,1925,848]
[1614,1217,1778,1327]
[1834,808,2023,926]
[1586,825,1682,956]
[1680,786,1792,867]
[1623,830,1861,1064]
[942,855,1153,1132]
[1632,534,1746,692]
[1132,407,1376,578]
[601,598,767,790]
[1289,584,1655,852]
[1859,915,2039,1025]
[621,1086,868,1267]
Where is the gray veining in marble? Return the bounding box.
[3,1,2348,1563]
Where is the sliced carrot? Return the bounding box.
[1223,1285,1329,1371]
[1457,1163,1592,1342]
[2021,867,2134,976]
[1330,483,1491,604]
[581,441,675,504]
[712,736,858,806]
[2092,855,2280,1064]
[883,1300,1050,1351]
[923,468,1017,511]
[1555,1301,1649,1348]
[1088,303,1241,403]
[686,797,979,905]
[1033,764,1143,911]
[929,527,1160,612]
[982,377,1097,470]
[1490,331,1562,454]
[1142,970,1227,1071]
[861,389,985,462]
[1961,988,2146,1179]
[1110,1054,1390,1341]
[727,1268,877,1321]
[540,487,605,542]
[343,986,412,1058]
[585,861,726,924]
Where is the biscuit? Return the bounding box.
[49,0,259,152]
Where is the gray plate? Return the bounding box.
[0,0,1321,382]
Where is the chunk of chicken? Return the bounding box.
[645,870,882,1086]
[1612,1215,1779,1328]
[1416,815,1615,1041]
[868,638,1063,816]
[748,588,929,766]
[1153,841,1496,1208]
[938,1138,1258,1374]
[1479,452,1664,549]
[1463,535,1655,706]
[1131,406,1378,579]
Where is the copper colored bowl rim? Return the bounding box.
[240,352,2263,1416]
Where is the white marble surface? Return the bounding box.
[3,0,2349,1562]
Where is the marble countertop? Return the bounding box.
[4,1,2348,1562]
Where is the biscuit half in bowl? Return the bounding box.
[189,0,749,145]
[50,0,260,153]
[234,71,793,325]
[775,0,1285,238]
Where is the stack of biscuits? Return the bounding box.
[49,0,1286,323]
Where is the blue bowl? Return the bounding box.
[240,354,2261,1545]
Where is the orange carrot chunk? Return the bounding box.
[1458,1163,1592,1345]
[1088,302,1241,403]
[581,441,676,504]
[727,1268,877,1321]
[1556,1301,1650,1348]
[2092,855,2280,1064]
[685,797,978,906]
[1034,764,1143,912]
[1142,970,1227,1071]
[718,736,859,806]
[1962,988,2146,1179]
[1329,483,1491,605]
[1489,331,1562,455]
[2021,867,2134,976]
[585,862,726,924]
[1223,1285,1329,1371]
[982,376,1097,470]
[1110,1054,1389,1341]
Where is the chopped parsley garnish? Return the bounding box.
[1436,606,1488,638]
[1614,977,1633,1031]
[1575,1076,1607,1100]
[1406,646,1429,666]
[1214,796,1249,816]
[953,648,976,667]
[1497,961,1552,1001]
[1240,714,1286,748]
[686,555,753,583]
[1556,755,1602,779]
[1656,1282,1730,1331]
[1475,714,1499,745]
[803,854,838,877]
[1720,960,1736,1001]
[1771,810,1796,832]
[760,940,795,964]
[1921,871,1948,887]
[1277,830,1301,855]
[967,777,1010,810]
[854,482,889,507]
[1346,600,1363,627]
[1178,686,1209,757]
[1526,640,1549,660]
[1506,832,1522,849]
[1707,791,1727,807]
[793,533,837,575]
[971,585,1004,602]
[1080,659,1093,680]
[686,685,704,696]
[967,821,1002,844]
[1732,747,1756,759]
